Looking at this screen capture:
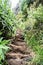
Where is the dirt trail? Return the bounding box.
[6,30,34,65]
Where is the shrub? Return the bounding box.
[0,37,10,65]
[0,0,16,38]
[16,3,43,65]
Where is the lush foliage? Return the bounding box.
[0,0,15,65]
[0,37,10,65]
[0,0,16,38]
[16,1,43,65]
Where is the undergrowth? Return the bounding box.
[16,2,43,65]
[0,0,16,65]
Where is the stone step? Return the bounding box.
[8,44,27,53]
[10,37,24,42]
[6,52,30,59]
[12,41,26,46]
[6,30,34,65]
[7,59,28,65]
[8,44,31,54]
[15,35,24,41]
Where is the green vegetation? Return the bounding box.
[0,37,10,65]
[0,0,43,65]
[0,0,16,65]
[16,1,43,65]
[0,0,16,38]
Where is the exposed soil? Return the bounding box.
[6,30,35,65]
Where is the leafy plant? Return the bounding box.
[0,37,10,65]
[0,0,16,38]
[16,2,43,65]
[24,5,43,65]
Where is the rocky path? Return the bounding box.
[6,31,34,65]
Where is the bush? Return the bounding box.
[16,3,43,65]
[0,0,16,38]
[0,0,16,65]
[24,5,43,65]
[0,37,10,65]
